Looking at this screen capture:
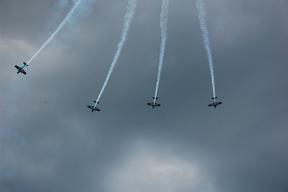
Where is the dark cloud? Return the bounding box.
[1,0,288,192]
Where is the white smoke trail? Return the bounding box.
[196,0,216,99]
[96,0,137,101]
[27,0,83,64]
[154,0,169,102]
[49,0,69,29]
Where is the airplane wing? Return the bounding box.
[208,104,213,107]
[22,70,27,75]
[156,103,161,107]
[147,103,152,106]
[15,65,21,70]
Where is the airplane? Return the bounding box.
[147,97,161,109]
[15,62,28,75]
[87,100,100,112]
[208,97,222,108]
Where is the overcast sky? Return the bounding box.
[1,0,288,192]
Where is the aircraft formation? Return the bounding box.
[14,0,222,112]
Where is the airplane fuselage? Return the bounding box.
[147,97,161,109]
[15,62,28,75]
[87,100,100,112]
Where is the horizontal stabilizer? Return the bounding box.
[153,97,158,99]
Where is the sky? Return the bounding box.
[1,0,288,191]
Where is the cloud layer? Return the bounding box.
[1,0,288,192]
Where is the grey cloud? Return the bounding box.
[1,0,288,192]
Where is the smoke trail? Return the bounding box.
[27,0,83,64]
[48,0,69,29]
[154,0,169,102]
[196,0,216,99]
[96,0,137,101]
